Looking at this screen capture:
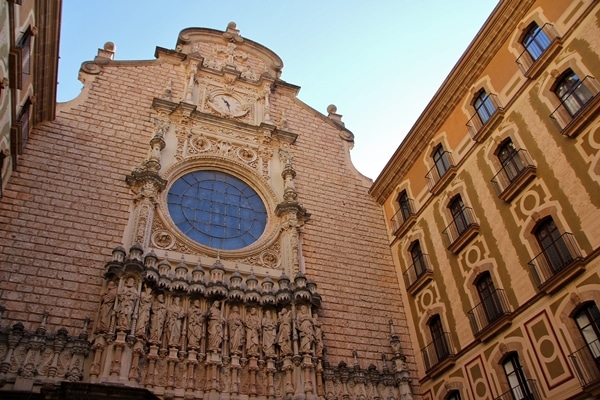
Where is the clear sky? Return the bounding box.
[58,1,499,180]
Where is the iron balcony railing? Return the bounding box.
[466,93,503,140]
[516,23,560,75]
[403,254,433,289]
[568,339,600,389]
[441,207,477,249]
[528,232,583,288]
[550,75,600,131]
[421,332,455,372]
[467,289,511,336]
[494,379,542,400]
[490,149,535,196]
[425,151,455,191]
[390,198,415,232]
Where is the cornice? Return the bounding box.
[370,0,536,204]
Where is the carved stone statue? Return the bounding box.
[313,313,323,357]
[166,297,185,347]
[276,307,292,356]
[116,277,138,331]
[207,301,224,352]
[262,309,277,358]
[296,305,314,354]
[187,299,205,350]
[149,293,167,343]
[228,306,244,355]
[135,285,153,337]
[245,307,261,357]
[97,281,117,332]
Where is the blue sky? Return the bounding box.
[58,1,499,179]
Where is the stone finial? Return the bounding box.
[223,21,243,43]
[96,42,116,61]
[327,104,344,126]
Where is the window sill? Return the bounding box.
[429,166,457,195]
[538,258,585,294]
[393,214,416,238]
[447,224,479,254]
[407,270,433,296]
[522,40,562,79]
[559,94,600,138]
[474,313,512,342]
[470,109,504,143]
[498,165,536,202]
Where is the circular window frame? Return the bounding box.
[158,156,279,257]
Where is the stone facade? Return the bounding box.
[372,0,600,399]
[0,20,415,400]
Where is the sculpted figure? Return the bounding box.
[149,293,167,343]
[262,309,277,358]
[207,301,224,352]
[276,307,292,356]
[187,299,205,350]
[166,297,185,347]
[116,277,138,331]
[227,306,244,355]
[296,305,314,354]
[313,313,323,357]
[135,285,153,337]
[97,281,117,332]
[245,307,261,356]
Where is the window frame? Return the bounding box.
[502,353,534,400]
[533,217,572,274]
[521,22,551,61]
[552,69,594,117]
[473,89,496,124]
[574,302,600,362]
[433,144,451,178]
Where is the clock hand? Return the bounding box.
[222,98,231,111]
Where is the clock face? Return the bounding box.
[210,94,246,117]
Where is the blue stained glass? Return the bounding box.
[167,170,267,250]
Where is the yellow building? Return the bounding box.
[371,0,600,399]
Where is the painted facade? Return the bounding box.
[371,0,600,399]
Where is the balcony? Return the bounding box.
[467,289,512,341]
[528,232,584,294]
[391,198,416,237]
[569,340,600,395]
[490,149,536,202]
[421,332,456,377]
[425,152,457,195]
[467,93,505,142]
[494,379,542,400]
[403,254,433,295]
[516,23,562,79]
[441,207,479,254]
[550,75,600,138]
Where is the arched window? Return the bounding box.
[398,190,413,222]
[533,217,572,273]
[446,391,462,400]
[475,272,503,323]
[473,89,496,124]
[574,302,600,362]
[521,22,551,61]
[502,353,534,400]
[429,315,450,361]
[553,69,594,117]
[433,144,451,178]
[497,138,525,182]
[449,196,469,236]
[410,241,426,278]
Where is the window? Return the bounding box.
[522,22,551,61]
[433,144,451,178]
[446,391,462,400]
[167,170,267,250]
[16,99,31,153]
[475,272,503,323]
[497,139,525,182]
[429,315,450,361]
[574,302,600,362]
[503,353,534,400]
[449,196,469,236]
[473,89,496,124]
[410,241,426,278]
[18,27,32,77]
[398,190,413,222]
[533,217,572,273]
[553,70,594,117]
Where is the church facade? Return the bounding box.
[0,13,415,400]
[371,0,600,399]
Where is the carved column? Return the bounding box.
[89,336,106,383]
[129,340,145,383]
[144,345,160,388]
[47,327,68,379]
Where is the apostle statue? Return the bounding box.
[115,277,138,331]
[187,299,205,350]
[97,281,117,332]
[228,305,244,355]
[207,301,224,352]
[276,307,292,356]
[245,307,261,357]
[166,296,185,347]
[262,309,277,358]
[149,293,167,344]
